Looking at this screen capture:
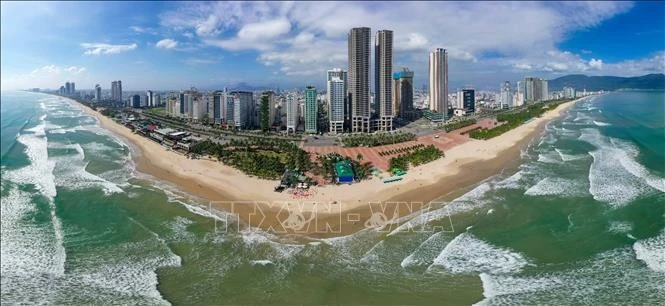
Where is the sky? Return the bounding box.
[1,1,664,91]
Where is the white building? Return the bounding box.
[501,81,513,108]
[286,93,299,133]
[328,76,345,134]
[428,48,448,118]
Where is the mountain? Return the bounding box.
[548,73,665,91]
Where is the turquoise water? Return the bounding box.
[1,91,663,304]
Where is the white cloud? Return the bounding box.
[129,25,158,35]
[81,43,137,55]
[158,1,638,87]
[588,58,603,70]
[156,38,178,49]
[183,57,221,65]
[514,63,533,70]
[2,64,88,90]
[196,15,220,36]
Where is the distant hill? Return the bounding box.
[548,73,665,91]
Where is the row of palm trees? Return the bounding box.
[389,145,444,171]
[340,131,416,147]
[377,144,426,157]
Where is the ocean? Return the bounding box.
[1,90,663,305]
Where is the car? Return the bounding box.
[434,135,440,138]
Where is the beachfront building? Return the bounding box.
[563,87,576,99]
[524,77,548,103]
[304,86,317,134]
[501,81,513,109]
[374,29,394,132]
[393,68,415,120]
[327,68,347,133]
[111,80,122,102]
[191,97,206,122]
[94,84,101,102]
[131,94,140,108]
[286,93,299,133]
[348,27,371,133]
[261,91,278,127]
[328,76,345,134]
[231,91,254,129]
[146,90,153,107]
[428,48,448,121]
[461,88,475,114]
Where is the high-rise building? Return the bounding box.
[153,93,161,107]
[261,91,277,127]
[392,68,414,119]
[230,91,253,129]
[462,88,475,113]
[563,87,576,99]
[146,90,153,107]
[286,93,299,132]
[94,84,101,102]
[131,94,141,108]
[328,76,346,134]
[374,29,393,131]
[65,82,71,96]
[501,81,513,109]
[213,91,223,124]
[516,80,525,106]
[348,27,371,133]
[327,68,347,133]
[428,48,448,121]
[524,77,548,102]
[70,82,76,96]
[111,80,123,102]
[305,86,318,134]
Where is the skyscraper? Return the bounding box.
[261,91,277,127]
[286,93,299,133]
[305,86,318,134]
[70,82,76,96]
[327,68,347,133]
[392,68,414,120]
[328,76,345,134]
[111,80,123,102]
[501,81,513,109]
[230,91,253,129]
[524,77,548,102]
[428,48,448,120]
[516,80,525,106]
[462,88,475,113]
[348,27,371,133]
[65,82,71,96]
[374,29,394,131]
[146,90,153,107]
[94,84,101,102]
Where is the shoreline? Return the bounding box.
[68,96,583,237]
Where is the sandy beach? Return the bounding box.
[73,97,583,236]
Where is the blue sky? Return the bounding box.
[1,1,663,91]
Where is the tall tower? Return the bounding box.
[393,68,414,120]
[327,68,347,132]
[428,48,448,121]
[328,76,346,134]
[285,93,298,133]
[305,86,318,134]
[374,29,393,131]
[348,27,371,133]
[501,81,513,108]
[111,81,117,101]
[94,84,101,102]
